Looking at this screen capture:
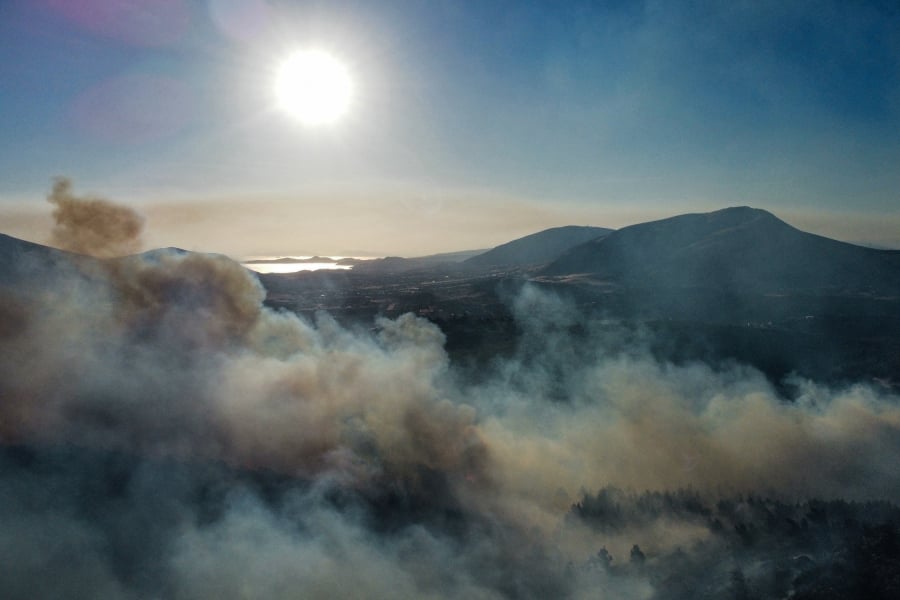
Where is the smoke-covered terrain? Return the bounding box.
[1,186,899,599]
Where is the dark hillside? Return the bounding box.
[543,207,900,295]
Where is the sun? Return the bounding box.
[274,50,353,126]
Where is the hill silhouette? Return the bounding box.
[542,207,900,295]
[0,233,93,285]
[464,225,612,268]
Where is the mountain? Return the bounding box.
[0,234,214,292]
[0,233,92,285]
[0,232,68,266]
[542,207,900,295]
[464,225,612,269]
[348,248,489,274]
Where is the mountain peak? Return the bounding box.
[714,205,767,214]
[706,205,781,224]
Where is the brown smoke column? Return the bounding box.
[47,177,144,257]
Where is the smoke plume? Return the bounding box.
[47,177,144,257]
[1,211,898,598]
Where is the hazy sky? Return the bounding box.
[1,0,899,256]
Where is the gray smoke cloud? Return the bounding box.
[47,177,144,257]
[1,214,898,597]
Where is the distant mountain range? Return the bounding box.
[5,208,900,295]
[243,256,342,265]
[349,248,489,273]
[4,209,899,296]
[344,226,613,274]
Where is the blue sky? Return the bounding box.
[1,0,899,255]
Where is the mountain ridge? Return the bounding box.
[464,225,613,268]
[3,207,899,295]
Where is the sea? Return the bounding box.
[241,256,360,274]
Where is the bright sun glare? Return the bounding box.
[274,50,353,126]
